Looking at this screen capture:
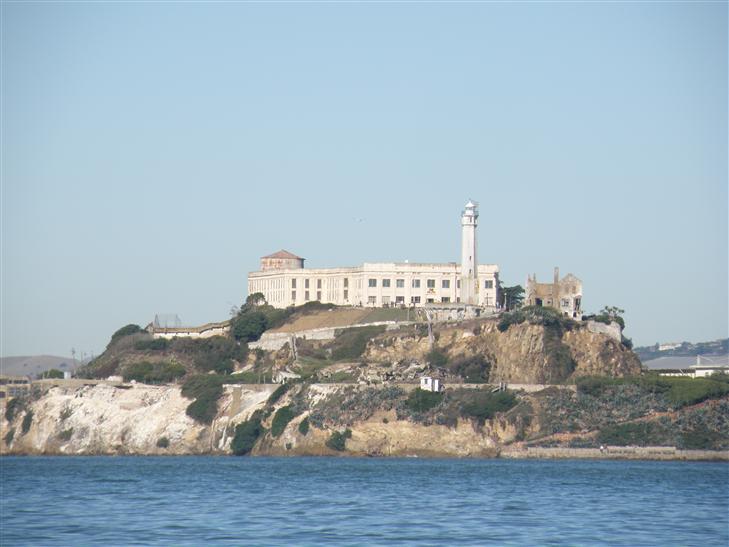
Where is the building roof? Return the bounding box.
[262,250,304,260]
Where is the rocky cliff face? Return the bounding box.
[1,382,522,457]
[1,317,642,457]
[364,320,641,384]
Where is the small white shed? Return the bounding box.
[420,376,443,392]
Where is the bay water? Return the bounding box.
[1,457,727,546]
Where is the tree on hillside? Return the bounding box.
[598,306,625,330]
[231,311,268,342]
[246,292,266,307]
[499,284,525,311]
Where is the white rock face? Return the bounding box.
[1,383,276,455]
[586,320,622,342]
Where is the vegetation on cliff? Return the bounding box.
[231,410,265,455]
[122,361,186,384]
[530,374,729,450]
[326,428,352,451]
[181,375,225,424]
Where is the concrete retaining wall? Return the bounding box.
[250,321,413,352]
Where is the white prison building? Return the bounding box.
[247,201,500,309]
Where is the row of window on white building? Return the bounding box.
[290,278,494,289]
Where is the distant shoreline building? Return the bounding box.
[248,201,500,309]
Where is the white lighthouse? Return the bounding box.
[460,200,479,305]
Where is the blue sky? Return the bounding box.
[2,2,727,358]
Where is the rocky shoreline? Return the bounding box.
[2,382,728,460]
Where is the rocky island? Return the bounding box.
[2,304,728,459]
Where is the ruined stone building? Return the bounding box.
[525,267,583,318]
[248,201,500,309]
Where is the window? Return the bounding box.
[427,279,435,289]
[382,279,391,288]
[317,279,322,289]
[395,296,405,304]
[305,291,310,301]
[368,296,377,304]
[561,299,570,307]
[426,298,434,303]
[305,279,309,289]
[292,291,296,300]
[484,280,493,289]
[396,279,405,288]
[292,279,297,288]
[412,279,421,288]
[442,297,450,303]
[344,278,349,288]
[317,291,322,301]
[344,290,349,300]
[368,279,377,288]
[457,280,461,289]
[442,280,450,289]
[411,296,421,304]
[382,295,391,305]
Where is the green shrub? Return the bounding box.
[326,428,352,451]
[576,376,623,396]
[41,369,64,379]
[298,417,310,436]
[111,324,143,343]
[710,372,729,384]
[134,338,169,351]
[185,336,247,374]
[271,405,296,438]
[321,370,357,383]
[330,326,386,361]
[58,428,73,441]
[405,388,444,413]
[597,422,657,446]
[123,361,153,382]
[459,390,517,423]
[230,370,264,383]
[156,436,169,448]
[123,361,186,384]
[181,375,225,424]
[260,307,294,330]
[497,306,571,333]
[298,301,337,313]
[231,311,268,342]
[267,384,290,406]
[231,412,264,455]
[498,310,525,332]
[4,428,15,445]
[665,377,729,407]
[21,410,33,434]
[426,349,448,368]
[448,355,491,383]
[680,427,723,450]
[5,397,25,422]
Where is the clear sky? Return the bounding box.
[2,1,727,359]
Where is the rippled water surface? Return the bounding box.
[1,457,727,546]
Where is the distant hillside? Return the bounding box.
[635,339,728,363]
[1,355,79,378]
